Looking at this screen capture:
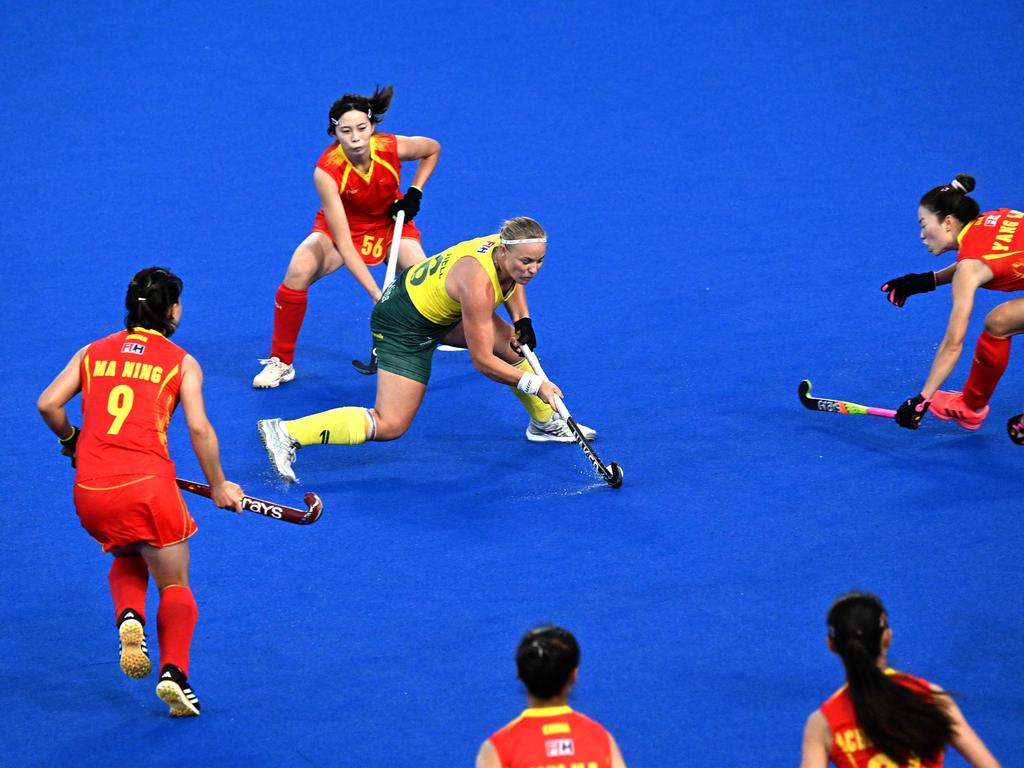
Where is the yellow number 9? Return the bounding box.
[107,384,135,435]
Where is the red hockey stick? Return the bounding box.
[175,478,324,525]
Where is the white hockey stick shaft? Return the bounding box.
[520,345,570,420]
[381,210,405,291]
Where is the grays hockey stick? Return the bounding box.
[520,345,623,488]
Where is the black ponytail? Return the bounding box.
[515,625,580,700]
[326,84,394,135]
[828,592,953,763]
[920,173,980,225]
[124,267,183,337]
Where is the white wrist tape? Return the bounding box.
[517,372,542,395]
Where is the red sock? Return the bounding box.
[157,585,198,677]
[963,331,1011,411]
[270,284,308,365]
[108,555,149,625]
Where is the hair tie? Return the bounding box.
[138,297,147,302]
[950,179,967,194]
[367,108,373,119]
[531,640,545,658]
[502,237,547,245]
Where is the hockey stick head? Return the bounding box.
[797,379,816,410]
[606,462,624,489]
[301,492,324,524]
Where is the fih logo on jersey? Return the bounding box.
[544,739,575,757]
[121,342,146,355]
[984,214,1002,227]
[476,240,495,254]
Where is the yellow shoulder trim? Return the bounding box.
[521,705,573,718]
[339,164,353,194]
[156,363,180,404]
[958,219,977,246]
[375,155,401,185]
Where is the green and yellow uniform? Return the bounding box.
[371,234,515,384]
[283,234,550,447]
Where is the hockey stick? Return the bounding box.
[520,345,623,488]
[797,380,896,418]
[353,210,405,375]
[175,478,324,525]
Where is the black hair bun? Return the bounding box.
[952,174,976,194]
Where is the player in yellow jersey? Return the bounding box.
[256,217,596,482]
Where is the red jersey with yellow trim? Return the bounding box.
[820,669,943,768]
[315,133,405,233]
[76,328,187,482]
[488,706,613,768]
[957,208,1024,291]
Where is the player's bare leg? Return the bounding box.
[397,237,427,269]
[255,233,346,388]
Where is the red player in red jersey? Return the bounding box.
[38,267,243,717]
[800,592,999,768]
[882,175,1024,434]
[477,626,627,768]
[253,84,441,388]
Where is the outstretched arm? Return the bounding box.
[178,355,243,511]
[919,260,990,398]
[315,168,382,302]
[449,261,560,405]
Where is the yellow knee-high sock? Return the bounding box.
[284,407,372,446]
[510,359,553,422]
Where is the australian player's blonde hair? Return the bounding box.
[499,217,546,247]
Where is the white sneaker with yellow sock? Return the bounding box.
[257,418,300,482]
[526,413,597,443]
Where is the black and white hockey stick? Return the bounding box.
[520,345,623,488]
[798,379,896,418]
[353,211,405,375]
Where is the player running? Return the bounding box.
[476,625,628,768]
[885,175,1024,432]
[800,591,999,767]
[253,84,441,388]
[257,217,596,483]
[38,267,243,717]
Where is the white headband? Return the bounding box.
[502,237,547,245]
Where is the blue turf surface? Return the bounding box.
[3,2,1023,765]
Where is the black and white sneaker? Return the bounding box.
[155,664,201,717]
[117,609,151,679]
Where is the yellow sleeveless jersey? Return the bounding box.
[404,234,517,325]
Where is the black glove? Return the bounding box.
[513,317,536,351]
[59,425,80,467]
[895,394,930,430]
[388,186,422,221]
[881,272,935,307]
[1007,414,1024,445]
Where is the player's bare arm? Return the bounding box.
[178,355,243,511]
[921,260,990,397]
[395,135,441,189]
[37,346,86,440]
[314,168,381,301]
[798,710,831,768]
